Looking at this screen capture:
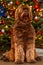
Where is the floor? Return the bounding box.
[36,48,43,56]
[0,48,43,65]
[0,57,43,65]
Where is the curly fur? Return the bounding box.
[13,4,36,63]
[2,4,41,63]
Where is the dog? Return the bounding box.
[0,4,41,63]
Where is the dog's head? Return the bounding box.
[15,4,33,24]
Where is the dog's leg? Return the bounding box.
[0,35,15,61]
[26,43,36,63]
[14,43,25,64]
[2,49,14,61]
[4,34,15,61]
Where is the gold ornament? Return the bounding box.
[40,8,43,11]
[39,8,43,16]
[39,11,42,16]
[39,36,42,40]
[7,15,10,18]
[5,25,8,29]
[7,2,13,10]
[13,6,16,10]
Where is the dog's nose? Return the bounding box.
[23,12,29,17]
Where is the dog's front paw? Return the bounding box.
[0,55,10,62]
[29,60,37,64]
[15,59,24,64]
[35,56,41,61]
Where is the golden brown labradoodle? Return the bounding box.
[0,4,41,63]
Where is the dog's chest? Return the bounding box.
[16,25,34,41]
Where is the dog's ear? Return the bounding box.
[15,4,24,21]
[26,5,33,22]
[15,5,22,21]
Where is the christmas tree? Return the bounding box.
[0,0,43,51]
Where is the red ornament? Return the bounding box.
[33,0,36,2]
[15,1,19,5]
[34,4,39,9]
[37,8,40,12]
[0,31,3,35]
[9,9,15,17]
[37,31,42,35]
[2,1,7,5]
[9,9,14,13]
[1,20,5,24]
[34,16,39,22]
[35,19,39,22]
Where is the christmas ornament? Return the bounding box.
[13,6,16,10]
[1,20,5,24]
[39,36,42,40]
[34,4,39,9]
[7,15,10,18]
[37,30,42,35]
[2,1,7,6]
[1,29,5,33]
[7,2,13,10]
[40,9,43,18]
[9,9,15,17]
[5,25,8,29]
[0,31,3,35]
[37,8,40,12]
[15,1,19,5]
[39,11,42,16]
[0,5,6,17]
[40,8,43,11]
[41,15,43,18]
[34,16,39,22]
[33,0,36,2]
[8,3,10,6]
[10,1,13,4]
[9,9,14,13]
